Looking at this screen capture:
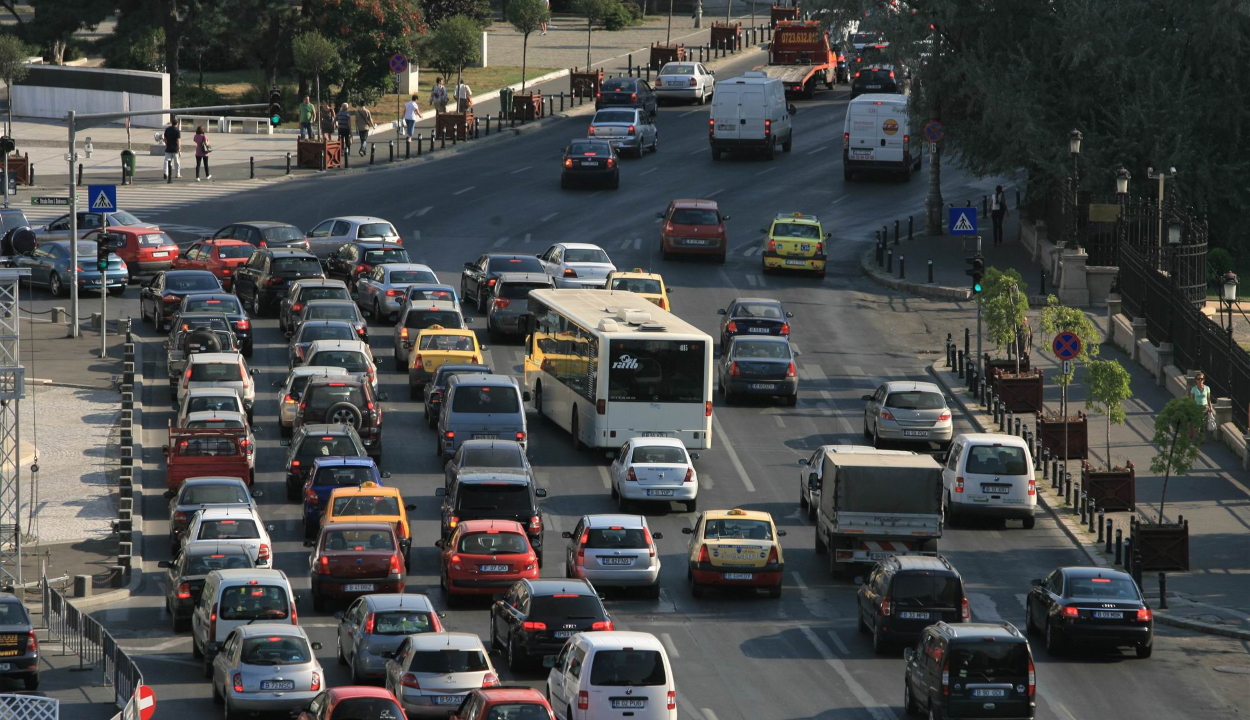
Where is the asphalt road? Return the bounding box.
[35,49,1248,720]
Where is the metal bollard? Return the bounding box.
[474,117,480,139]
[286,152,292,174]
[417,133,423,155]
[1041,269,1046,294]
[1114,529,1123,564]
[1014,417,1021,436]
[1053,460,1062,489]
[406,138,412,159]
[957,350,965,378]
[983,194,989,217]
[998,402,1007,431]
[249,156,255,179]
[1158,573,1168,609]
[899,255,905,279]
[991,395,999,423]
[928,259,934,284]
[1079,490,1086,522]
[969,367,979,396]
[1064,471,1073,504]
[77,163,83,186]
[1100,513,1107,547]
[945,333,953,368]
[875,231,883,265]
[894,219,900,244]
[560,93,566,112]
[628,54,632,75]
[909,215,914,241]
[883,225,889,245]
[887,249,893,273]
[320,147,327,171]
[388,141,393,161]
[453,126,458,145]
[1132,552,1143,587]
[1088,500,1096,532]
[442,133,447,149]
[370,143,376,164]
[964,328,971,359]
[28,163,33,185]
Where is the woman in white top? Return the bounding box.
[402,94,422,138]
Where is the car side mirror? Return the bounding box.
[162,445,170,456]
[655,212,664,219]
[825,232,832,239]
[681,527,693,534]
[158,560,171,568]
[251,490,263,498]
[522,391,532,402]
[303,540,314,548]
[652,532,663,540]
[535,253,543,259]
[788,104,798,114]
[786,311,794,318]
[163,490,177,499]
[435,487,446,496]
[1031,578,1043,587]
[311,642,323,651]
[405,504,417,511]
[861,394,873,401]
[284,331,294,339]
[689,452,699,460]
[798,458,809,466]
[903,648,915,662]
[435,539,444,548]
[535,488,548,498]
[266,524,275,532]
[758,228,766,234]
[561,531,573,539]
[777,529,787,537]
[381,471,392,478]
[717,308,727,315]
[250,368,258,376]
[543,655,558,669]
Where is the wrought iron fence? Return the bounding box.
[41,577,144,710]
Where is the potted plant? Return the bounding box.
[1133,396,1202,571]
[1081,359,1135,510]
[980,268,1042,411]
[1035,295,1100,459]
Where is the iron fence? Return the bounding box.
[41,577,143,710]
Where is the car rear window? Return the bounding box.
[772,223,821,239]
[455,484,531,513]
[307,351,369,372]
[499,282,549,300]
[301,286,351,302]
[331,697,404,720]
[409,649,489,673]
[457,532,529,554]
[488,256,545,273]
[703,518,772,540]
[408,287,457,303]
[296,435,363,461]
[462,445,525,468]
[218,585,290,620]
[884,391,945,410]
[389,269,437,284]
[891,573,963,607]
[569,142,606,155]
[189,362,242,382]
[372,610,436,635]
[306,384,367,409]
[610,277,661,294]
[180,317,231,332]
[198,518,260,540]
[324,528,395,551]
[734,341,790,359]
[486,704,551,720]
[585,527,648,549]
[589,650,666,686]
[217,244,254,259]
[187,395,241,414]
[313,465,375,487]
[299,323,356,343]
[670,208,719,225]
[631,445,686,463]
[357,223,397,238]
[174,437,240,456]
[363,248,410,264]
[406,311,463,329]
[594,110,635,124]
[421,333,475,351]
[186,418,245,429]
[306,304,359,321]
[0,601,30,625]
[273,256,321,273]
[179,483,249,505]
[965,445,1029,475]
[185,553,253,574]
[138,232,175,247]
[948,642,1030,680]
[241,635,311,665]
[168,274,222,292]
[734,302,783,319]
[451,386,520,414]
[262,227,305,243]
[184,297,242,314]
[1066,575,1140,599]
[564,248,610,264]
[332,495,401,517]
[601,78,636,91]
[660,64,695,75]
[528,594,604,623]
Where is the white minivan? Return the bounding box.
[191,568,298,674]
[842,94,923,181]
[941,433,1036,529]
[546,631,676,720]
[709,72,795,161]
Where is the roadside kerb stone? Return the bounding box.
[861,246,973,301]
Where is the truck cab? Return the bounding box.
[757,21,835,98]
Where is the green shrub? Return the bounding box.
[170,84,225,111]
[1208,247,1235,288]
[601,0,634,30]
[621,0,643,22]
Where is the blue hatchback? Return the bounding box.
[301,457,389,538]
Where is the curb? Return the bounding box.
[1150,612,1250,641]
[26,378,118,391]
[861,246,972,301]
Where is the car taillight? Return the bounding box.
[259,240,268,247]
[709,119,715,135]
[267,276,281,286]
[880,596,892,616]
[961,597,970,620]
[401,672,421,689]
[529,515,542,532]
[764,119,772,136]
[173,510,187,524]
[730,362,740,376]
[292,302,303,313]
[889,70,896,78]
[258,544,270,563]
[667,691,676,711]
[577,531,588,566]
[495,297,510,308]
[564,158,573,167]
[767,238,776,252]
[516,431,526,442]
[1137,606,1152,622]
[310,671,321,691]
[628,124,636,136]
[630,93,637,101]
[726,320,738,333]
[181,366,192,388]
[209,604,217,639]
[414,353,423,367]
[163,295,181,302]
[705,400,712,417]
[627,468,638,482]
[606,157,616,169]
[578,691,589,710]
[176,581,192,600]
[363,612,375,634]
[444,430,455,441]
[780,322,790,335]
[386,289,402,297]
[588,125,596,136]
[644,528,656,557]
[698,544,710,563]
[317,555,331,575]
[937,411,952,422]
[304,487,318,504]
[522,621,547,631]
[233,673,244,693]
[1027,656,1036,696]
[854,70,861,78]
[389,554,403,575]
[684,468,694,483]
[786,362,796,378]
[596,398,606,415]
[941,658,950,696]
[448,515,459,529]
[356,325,366,336]
[843,132,850,149]
[954,476,964,494]
[880,409,895,421]
[26,631,36,654]
[357,264,373,276]
[1062,605,1079,618]
[595,92,601,99]
[688,77,698,86]
[486,278,497,286]
[1027,477,1037,496]
[766,546,778,564]
[563,268,578,277]
[591,620,613,631]
[482,672,500,688]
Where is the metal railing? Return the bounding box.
[41,577,143,710]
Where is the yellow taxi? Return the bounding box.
[681,507,786,598]
[323,482,417,570]
[408,326,482,389]
[606,268,672,311]
[762,212,829,277]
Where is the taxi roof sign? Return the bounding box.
[776,212,819,222]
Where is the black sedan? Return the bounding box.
[324,241,411,285]
[158,543,254,632]
[287,320,357,369]
[595,76,658,116]
[1025,566,1154,658]
[718,335,799,406]
[139,270,223,331]
[489,579,611,671]
[561,139,620,190]
[850,64,901,99]
[460,253,548,313]
[172,292,253,357]
[717,297,793,349]
[0,593,39,689]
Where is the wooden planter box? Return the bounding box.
[512,92,543,121]
[1035,411,1088,460]
[296,139,342,170]
[1131,517,1189,571]
[982,352,1030,391]
[649,43,686,70]
[991,368,1043,413]
[3,153,30,184]
[435,112,474,140]
[710,22,743,51]
[1081,460,1135,511]
[771,4,801,27]
[570,68,604,98]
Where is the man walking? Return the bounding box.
[402,94,422,137]
[298,96,317,140]
[454,79,473,112]
[355,103,376,157]
[991,184,1008,246]
[336,103,353,153]
[162,117,182,180]
[430,78,449,114]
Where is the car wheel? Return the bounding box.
[373,301,383,325]
[434,433,443,458]
[1022,514,1037,530]
[1045,619,1063,655]
[350,658,365,684]
[814,526,827,555]
[534,383,544,415]
[807,498,816,522]
[786,393,798,407]
[723,384,734,405]
[903,678,921,716]
[610,481,619,500]
[571,411,584,451]
[251,293,262,316]
[928,707,941,720]
[872,424,883,449]
[711,148,721,161]
[617,491,631,514]
[172,613,190,633]
[192,636,203,659]
[48,272,63,298]
[651,133,659,153]
[109,286,126,297]
[396,351,408,371]
[477,289,488,314]
[857,607,869,634]
[411,382,422,401]
[718,252,726,264]
[871,623,887,655]
[844,167,853,182]
[460,279,471,304]
[1136,643,1153,659]
[944,492,958,528]
[863,417,872,439]
[685,498,696,512]
[1024,602,1038,636]
[610,173,620,189]
[312,593,325,612]
[203,658,213,679]
[765,140,776,160]
[768,584,782,599]
[212,676,223,704]
[337,635,348,665]
[690,580,704,599]
[508,637,525,672]
[782,134,793,152]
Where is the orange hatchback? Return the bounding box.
[658,199,729,263]
[435,519,539,599]
[173,238,256,290]
[85,226,179,274]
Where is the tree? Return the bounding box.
[1085,360,1132,469]
[304,0,423,102]
[0,35,30,137]
[575,0,619,68]
[422,0,492,28]
[293,31,338,108]
[506,0,549,92]
[24,0,111,63]
[979,267,1029,370]
[417,15,481,85]
[1150,397,1206,523]
[179,0,230,87]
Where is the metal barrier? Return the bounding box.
[42,578,143,710]
[0,694,59,720]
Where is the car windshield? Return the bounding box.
[457,532,529,554]
[296,435,362,461]
[184,297,241,314]
[734,341,790,359]
[308,351,369,372]
[179,483,249,505]
[420,334,475,351]
[219,585,289,620]
[733,302,783,319]
[217,244,254,259]
[357,223,397,238]
[948,643,1030,681]
[187,395,241,414]
[324,528,395,551]
[500,283,549,300]
[138,232,174,247]
[451,386,520,414]
[610,277,661,294]
[372,610,436,635]
[601,78,636,91]
[332,495,401,517]
[563,248,610,263]
[313,465,375,488]
[363,249,410,264]
[273,256,322,273]
[885,391,945,410]
[965,445,1029,475]
[186,418,245,429]
[0,601,30,625]
[462,445,524,468]
[409,649,489,674]
[409,287,457,303]
[174,437,239,457]
[168,274,221,292]
[486,704,552,720]
[299,323,356,343]
[330,697,405,720]
[703,518,772,540]
[594,111,636,124]
[301,287,351,302]
[631,446,686,463]
[660,64,695,75]
[862,68,894,79]
[773,223,821,239]
[406,311,463,330]
[589,650,666,686]
[670,208,720,225]
[1066,575,1140,599]
[389,269,437,284]
[241,635,311,665]
[307,384,367,409]
[569,142,606,156]
[456,484,531,513]
[528,595,603,622]
[198,518,260,540]
[891,573,963,607]
[189,363,242,382]
[585,527,648,549]
[307,304,359,321]
[185,553,252,574]
[262,227,304,243]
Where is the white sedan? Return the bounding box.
[655,62,715,104]
[538,242,616,289]
[609,437,700,513]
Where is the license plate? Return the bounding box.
[903,430,929,437]
[581,161,599,167]
[718,124,736,131]
[601,557,634,565]
[646,489,675,496]
[982,484,1012,494]
[344,584,374,592]
[684,239,708,245]
[749,383,776,390]
[435,695,462,705]
[852,151,872,159]
[971,689,1006,698]
[668,80,687,86]
[612,699,646,709]
[641,431,667,437]
[801,244,811,251]
[554,630,576,638]
[152,251,169,257]
[869,552,892,561]
[898,611,930,620]
[261,680,295,691]
[1093,611,1123,619]
[723,573,753,580]
[748,327,770,333]
[0,664,9,671]
[784,259,807,266]
[866,85,881,89]
[473,434,498,440]
[479,565,509,572]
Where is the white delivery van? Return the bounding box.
[842,93,922,181]
[546,631,677,720]
[709,71,795,161]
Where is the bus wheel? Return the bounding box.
[571,411,585,452]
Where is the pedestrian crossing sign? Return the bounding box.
[949,206,977,236]
[87,184,117,211]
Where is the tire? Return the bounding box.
[807,497,816,522]
[490,619,504,651]
[863,418,872,439]
[534,383,543,415]
[1136,643,1153,659]
[767,584,782,599]
[212,677,223,704]
[49,272,64,298]
[844,167,853,182]
[571,411,585,451]
[765,140,776,160]
[411,382,421,401]
[203,658,213,679]
[1022,514,1037,529]
[312,594,325,612]
[857,607,869,634]
[697,89,707,105]
[646,582,661,600]
[903,678,921,716]
[561,176,570,190]
[782,134,793,152]
[507,637,526,672]
[172,613,190,633]
[373,301,383,325]
[326,401,363,429]
[477,289,488,314]
[814,526,827,555]
[610,174,620,189]
[251,292,262,317]
[461,279,471,306]
[192,636,203,659]
[685,498,697,513]
[711,148,721,161]
[786,393,798,407]
[1024,602,1038,636]
[871,623,887,655]
[617,492,631,515]
[109,286,126,297]
[690,581,704,599]
[872,424,882,449]
[1045,619,1063,655]
[722,384,734,405]
[610,481,619,500]
[944,493,959,528]
[396,349,408,371]
[651,133,659,153]
[337,635,348,665]
[928,707,941,720]
[718,252,726,264]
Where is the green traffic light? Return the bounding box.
[271,115,281,125]
[973,282,983,294]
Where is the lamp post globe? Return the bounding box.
[1115,166,1130,196]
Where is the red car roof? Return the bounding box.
[329,686,400,701]
[479,687,550,704]
[103,226,167,236]
[204,238,253,245]
[458,519,528,534]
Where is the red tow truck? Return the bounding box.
[755,20,836,98]
[163,426,252,490]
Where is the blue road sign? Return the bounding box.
[922,120,944,143]
[389,52,409,74]
[949,207,977,235]
[1052,331,1082,360]
[87,184,117,212]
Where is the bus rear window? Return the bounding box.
[607,340,705,403]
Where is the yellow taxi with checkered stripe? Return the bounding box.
[408,325,483,389]
[605,268,672,311]
[762,212,829,277]
[681,507,786,598]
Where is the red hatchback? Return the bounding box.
[307,522,405,610]
[173,238,255,290]
[658,199,729,262]
[451,687,556,720]
[437,520,539,598]
[85,226,179,274]
[297,687,408,720]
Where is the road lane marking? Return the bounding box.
[524,233,532,243]
[633,238,642,250]
[797,626,893,720]
[804,364,827,382]
[711,415,755,492]
[704,188,724,198]
[406,206,433,219]
[699,473,713,489]
[119,637,187,653]
[660,632,680,658]
[541,212,559,222]
[619,238,633,250]
[511,165,533,174]
[597,466,612,489]
[830,195,849,206]
[806,145,829,156]
[967,593,1003,623]
[492,237,509,248]
[688,147,704,155]
[676,696,706,720]
[823,627,851,656]
[745,274,757,286]
[701,710,719,720]
[844,365,864,377]
[640,167,658,176]
[756,167,775,176]
[454,186,476,195]
[774,413,785,428]
[680,109,702,117]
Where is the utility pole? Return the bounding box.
[924,24,944,236]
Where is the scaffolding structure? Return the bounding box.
[0,270,27,589]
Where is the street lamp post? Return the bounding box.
[1223,272,1239,344]
[1066,129,1082,249]
[1115,166,1130,198]
[1146,166,1178,264]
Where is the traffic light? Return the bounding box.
[268,88,283,127]
[96,241,110,272]
[965,254,985,294]
[0,136,13,154]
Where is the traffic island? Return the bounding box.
[858,245,972,301]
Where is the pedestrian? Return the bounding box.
[1015,316,1032,358]
[355,103,376,157]
[336,102,353,153]
[162,117,182,180]
[454,78,473,112]
[1191,372,1215,433]
[193,125,212,181]
[297,95,317,140]
[403,94,422,137]
[319,101,335,138]
[430,78,449,114]
[991,184,1008,246]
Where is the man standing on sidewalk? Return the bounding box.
[298,96,317,139]
[336,103,353,153]
[162,118,182,180]
[355,103,376,157]
[454,79,473,112]
[403,94,422,137]
[991,185,1008,246]
[430,78,449,114]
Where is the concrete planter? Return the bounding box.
[1130,516,1190,572]
[1081,460,1135,511]
[992,368,1044,413]
[1036,411,1088,459]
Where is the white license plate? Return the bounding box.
[784,259,808,266]
[0,663,9,671]
[479,565,509,572]
[971,689,1006,698]
[748,327,770,333]
[344,584,374,592]
[749,383,776,390]
[865,85,881,89]
[668,80,688,86]
[898,611,931,620]
[684,239,708,245]
[852,151,872,159]
[641,431,667,437]
[1093,611,1123,619]
[723,572,753,580]
[601,557,634,565]
[554,630,576,638]
[473,434,498,440]
[435,695,462,705]
[581,161,599,166]
[152,251,169,257]
[646,489,675,496]
[903,430,929,437]
[262,680,295,691]
[718,124,736,131]
[982,484,1012,494]
[869,552,892,561]
[612,699,646,709]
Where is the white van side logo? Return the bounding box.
[612,355,639,370]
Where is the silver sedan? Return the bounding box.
[862,380,954,450]
[212,624,323,715]
[588,108,657,158]
[655,62,715,104]
[335,593,444,683]
[355,263,439,324]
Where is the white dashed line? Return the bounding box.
[660,632,680,658]
[711,415,755,492]
[699,473,713,489]
[797,626,891,720]
[830,195,849,206]
[492,237,509,248]
[524,233,532,243]
[453,186,476,195]
[704,188,724,198]
[541,212,559,222]
[406,206,433,219]
[597,466,612,489]
[679,109,702,117]
[511,165,533,174]
[701,710,720,720]
[640,167,658,176]
[633,238,642,250]
[806,145,829,156]
[619,238,633,250]
[688,147,705,155]
[755,167,775,176]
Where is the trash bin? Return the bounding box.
[120,149,137,177]
[499,87,514,120]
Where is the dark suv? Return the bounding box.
[295,377,383,462]
[232,248,325,316]
[857,554,968,653]
[850,64,902,99]
[436,473,547,564]
[324,241,411,284]
[488,579,611,671]
[903,622,1035,719]
[0,592,38,690]
[173,292,253,356]
[283,423,368,501]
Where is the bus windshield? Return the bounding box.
[607,339,705,403]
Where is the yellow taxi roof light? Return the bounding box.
[632,267,644,272]
[361,481,378,487]
[728,508,747,516]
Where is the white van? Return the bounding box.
[842,94,922,181]
[191,568,298,675]
[546,631,676,720]
[941,433,1036,528]
[709,72,795,161]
